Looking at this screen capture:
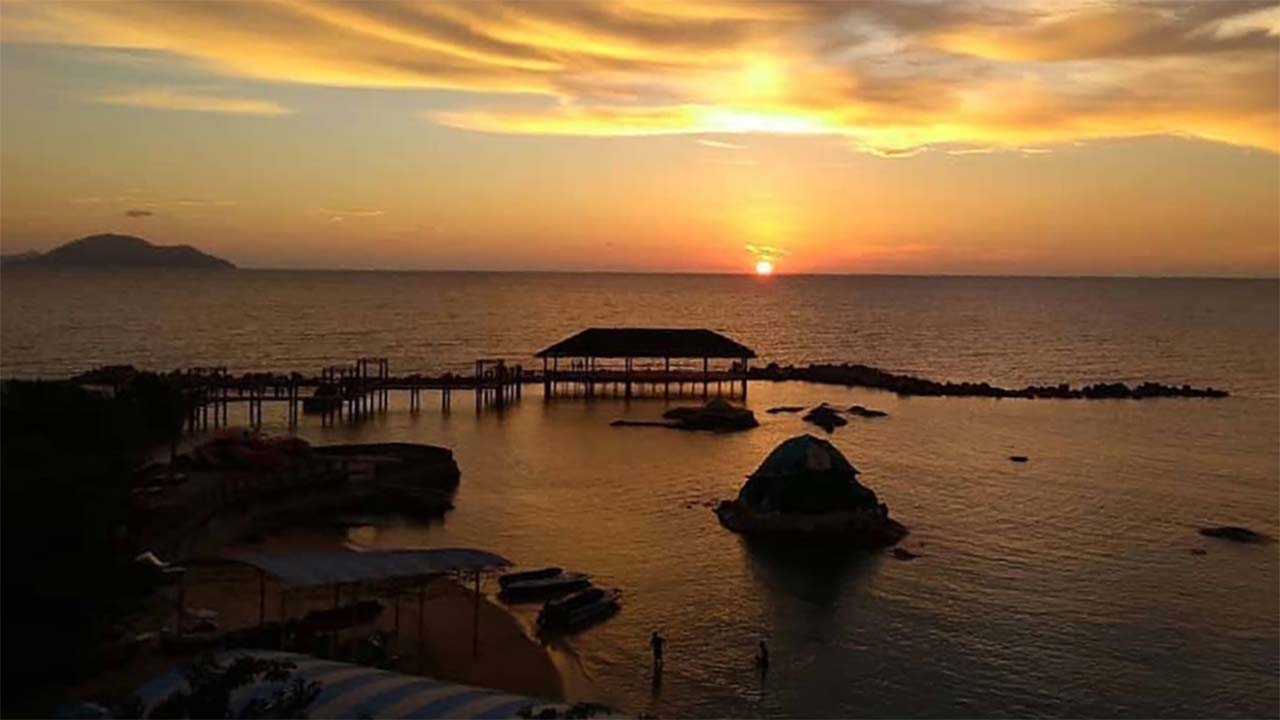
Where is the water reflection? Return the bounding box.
[739,537,880,607]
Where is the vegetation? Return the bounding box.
[1,376,193,713]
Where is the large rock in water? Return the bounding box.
[661,398,758,431]
[715,434,907,547]
[802,404,846,433]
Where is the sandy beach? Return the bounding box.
[178,531,565,701]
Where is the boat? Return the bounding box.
[537,586,621,632]
[499,567,563,589]
[499,571,591,601]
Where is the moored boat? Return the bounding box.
[499,571,591,601]
[537,586,620,632]
[499,566,563,589]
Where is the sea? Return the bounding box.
[2,270,1277,718]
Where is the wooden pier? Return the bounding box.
[168,327,754,433]
[178,357,523,432]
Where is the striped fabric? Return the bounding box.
[134,651,557,719]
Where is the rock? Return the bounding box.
[1189,548,1207,556]
[746,362,1229,399]
[623,399,758,432]
[667,399,758,431]
[802,404,847,433]
[1198,526,1270,543]
[891,547,921,561]
[766,405,805,414]
[848,405,889,418]
[714,436,907,548]
[1009,455,1029,463]
[715,500,907,547]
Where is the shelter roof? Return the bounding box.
[536,328,756,359]
[229,548,510,588]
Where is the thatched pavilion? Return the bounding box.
[535,328,756,399]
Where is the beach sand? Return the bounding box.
[64,529,563,713]
[174,556,565,701]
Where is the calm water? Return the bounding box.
[3,271,1278,717]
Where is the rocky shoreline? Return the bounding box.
[748,362,1229,399]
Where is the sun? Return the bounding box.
[755,259,774,276]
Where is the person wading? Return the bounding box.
[650,630,666,671]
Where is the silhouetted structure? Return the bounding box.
[535,328,756,399]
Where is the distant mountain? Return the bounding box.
[5,234,234,269]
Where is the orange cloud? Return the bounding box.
[94,87,293,115]
[2,0,1276,153]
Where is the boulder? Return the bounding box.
[614,399,757,432]
[766,406,805,414]
[715,435,907,548]
[715,500,907,547]
[848,405,889,418]
[663,398,758,431]
[803,404,846,433]
[1009,455,1029,463]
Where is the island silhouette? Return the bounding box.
[2,233,234,269]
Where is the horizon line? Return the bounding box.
[166,266,1280,281]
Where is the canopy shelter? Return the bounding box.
[738,434,881,514]
[534,327,757,400]
[231,548,510,588]
[133,650,564,719]
[173,549,511,661]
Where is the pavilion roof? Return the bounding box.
[535,328,756,359]
[229,548,510,588]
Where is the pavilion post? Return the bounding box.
[175,569,187,636]
[418,587,426,673]
[258,569,266,627]
[625,357,632,399]
[664,357,670,399]
[472,571,481,659]
[742,356,749,398]
[542,357,549,398]
[702,357,709,399]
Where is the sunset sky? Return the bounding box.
[1,1,1277,275]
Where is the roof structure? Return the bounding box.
[229,548,511,588]
[535,328,756,359]
[134,650,562,719]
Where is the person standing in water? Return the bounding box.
[650,630,666,670]
[755,639,769,672]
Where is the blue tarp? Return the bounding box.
[230,548,511,588]
[135,651,557,719]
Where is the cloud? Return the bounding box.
[4,1,1277,153]
[696,138,746,149]
[746,243,788,262]
[314,208,386,222]
[931,2,1279,61]
[94,87,293,115]
[124,209,154,218]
